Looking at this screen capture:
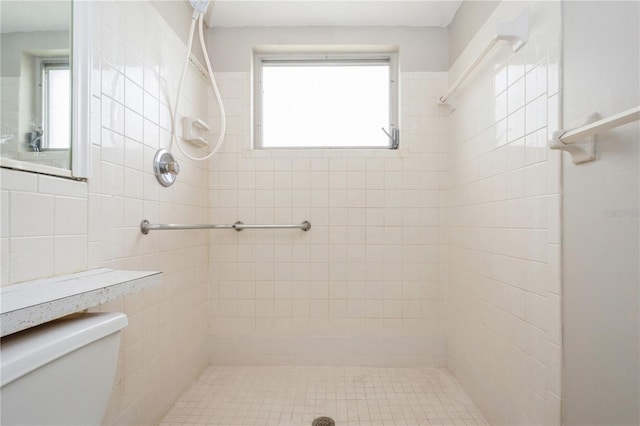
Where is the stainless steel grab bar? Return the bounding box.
[140,220,311,235]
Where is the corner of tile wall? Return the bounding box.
[445,1,563,425]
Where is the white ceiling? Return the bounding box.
[205,1,463,28]
[1,1,70,34]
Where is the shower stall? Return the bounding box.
[0,0,637,425]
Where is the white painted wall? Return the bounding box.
[561,2,640,425]
[206,26,449,72]
[149,0,207,67]
[447,0,499,67]
[0,31,68,76]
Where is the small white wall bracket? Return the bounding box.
[496,8,529,52]
[548,114,599,164]
[183,117,210,148]
[436,99,457,113]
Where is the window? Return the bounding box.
[40,59,71,150]
[254,52,398,149]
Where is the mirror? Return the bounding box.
[0,0,91,179]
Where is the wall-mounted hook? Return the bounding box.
[381,126,400,149]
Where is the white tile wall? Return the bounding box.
[1,168,88,283]
[1,1,211,425]
[445,2,562,425]
[91,2,210,423]
[207,71,450,365]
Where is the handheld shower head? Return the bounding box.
[189,0,209,18]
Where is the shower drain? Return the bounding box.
[312,417,335,426]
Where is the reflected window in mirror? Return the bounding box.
[41,59,71,150]
[0,0,91,179]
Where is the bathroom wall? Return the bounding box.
[446,1,562,424]
[205,28,450,365]
[447,0,499,67]
[1,1,211,424]
[562,2,639,425]
[149,0,207,67]
[207,26,448,72]
[1,169,88,283]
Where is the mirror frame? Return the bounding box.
[0,0,92,179]
[71,0,91,178]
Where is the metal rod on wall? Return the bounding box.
[140,220,311,235]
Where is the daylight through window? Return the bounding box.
[42,61,71,149]
[255,54,398,149]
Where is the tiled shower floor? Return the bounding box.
[158,366,487,426]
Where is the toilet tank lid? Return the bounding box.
[1,312,128,387]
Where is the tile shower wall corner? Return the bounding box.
[207,71,450,365]
[93,2,211,425]
[2,2,211,425]
[445,1,562,425]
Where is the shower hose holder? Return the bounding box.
[183,117,210,148]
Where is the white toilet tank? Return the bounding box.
[0,312,128,425]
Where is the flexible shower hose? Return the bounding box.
[171,12,226,161]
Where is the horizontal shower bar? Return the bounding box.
[558,106,640,145]
[439,9,529,104]
[548,105,640,164]
[140,219,311,235]
[439,38,499,104]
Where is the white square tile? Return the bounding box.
[1,191,9,239]
[1,169,37,192]
[54,235,88,276]
[38,176,87,198]
[125,77,144,115]
[143,91,159,123]
[10,192,54,237]
[125,48,144,87]
[54,196,87,235]
[9,237,54,283]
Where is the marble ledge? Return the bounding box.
[0,268,162,337]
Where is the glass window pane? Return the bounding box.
[46,68,71,149]
[262,64,389,148]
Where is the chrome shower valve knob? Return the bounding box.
[160,160,180,175]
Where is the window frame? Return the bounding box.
[253,51,399,150]
[37,57,71,151]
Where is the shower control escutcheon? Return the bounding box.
[153,149,180,187]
